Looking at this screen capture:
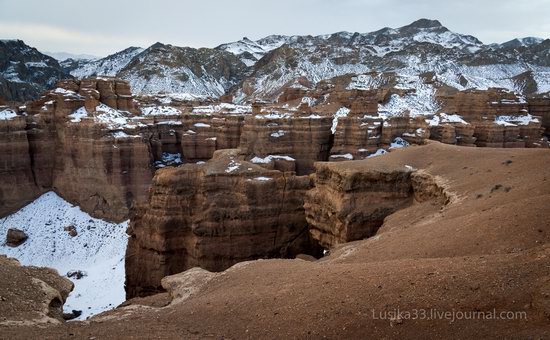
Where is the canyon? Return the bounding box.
[0,75,549,302]
[0,17,549,339]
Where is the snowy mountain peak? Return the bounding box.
[0,39,68,101]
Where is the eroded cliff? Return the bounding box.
[125,149,320,298]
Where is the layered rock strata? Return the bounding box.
[304,160,452,248]
[125,149,320,298]
[0,78,154,221]
[239,115,334,175]
[0,112,40,216]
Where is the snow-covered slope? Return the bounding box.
[495,37,545,49]
[66,43,246,97]
[63,47,144,79]
[32,18,550,101]
[0,192,127,320]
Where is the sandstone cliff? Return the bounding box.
[125,149,320,298]
[0,111,40,217]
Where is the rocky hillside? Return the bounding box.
[60,47,144,78]
[63,43,247,98]
[60,19,550,102]
[0,40,69,102]
[234,19,550,100]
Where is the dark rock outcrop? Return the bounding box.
[0,40,69,103]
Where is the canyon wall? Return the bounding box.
[304,162,414,248]
[304,161,452,248]
[0,114,40,216]
[125,149,320,298]
[239,115,333,175]
[1,78,548,223]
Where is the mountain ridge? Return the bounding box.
[1,18,549,103]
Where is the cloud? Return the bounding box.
[0,21,153,55]
[0,0,548,56]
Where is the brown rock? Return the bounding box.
[0,114,41,217]
[64,225,78,237]
[239,115,333,175]
[304,162,415,248]
[125,149,321,298]
[6,228,28,247]
[0,255,73,324]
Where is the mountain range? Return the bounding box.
[1,19,549,103]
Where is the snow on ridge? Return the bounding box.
[218,36,288,65]
[193,103,251,115]
[158,93,208,104]
[140,105,181,116]
[426,113,468,126]
[379,75,440,117]
[0,192,128,321]
[330,153,354,160]
[68,107,88,122]
[495,114,539,126]
[69,104,143,130]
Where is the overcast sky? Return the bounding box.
[1,0,549,57]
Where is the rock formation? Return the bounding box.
[239,115,333,175]
[305,148,457,248]
[0,255,73,326]
[5,228,28,247]
[5,142,550,339]
[125,149,320,298]
[304,161,414,247]
[529,95,550,135]
[0,110,40,217]
[0,78,155,221]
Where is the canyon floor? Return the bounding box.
[1,142,549,339]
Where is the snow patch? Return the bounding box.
[194,122,211,128]
[140,106,181,116]
[270,130,286,138]
[225,159,241,173]
[0,192,128,321]
[250,155,295,164]
[330,153,354,160]
[332,107,351,134]
[390,137,410,149]
[0,109,18,120]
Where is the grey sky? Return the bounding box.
[1,0,549,57]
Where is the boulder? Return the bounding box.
[6,228,28,247]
